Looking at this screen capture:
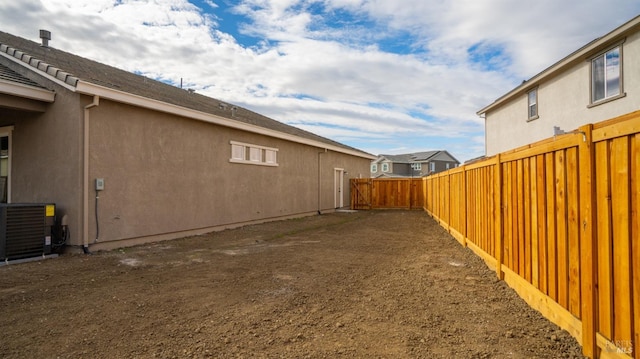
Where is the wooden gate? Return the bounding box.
[350,178,424,210]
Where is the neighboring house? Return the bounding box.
[370,151,459,178]
[0,30,375,252]
[478,14,640,156]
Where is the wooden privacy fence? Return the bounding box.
[351,177,424,210]
[424,110,640,359]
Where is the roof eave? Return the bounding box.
[0,79,55,102]
[75,80,376,160]
[477,14,640,116]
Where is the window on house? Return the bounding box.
[411,163,421,170]
[371,164,378,173]
[230,141,278,166]
[265,149,277,164]
[446,163,450,170]
[591,46,621,104]
[429,162,435,172]
[249,147,262,162]
[527,88,538,120]
[381,163,389,172]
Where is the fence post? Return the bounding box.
[494,154,504,280]
[578,124,597,358]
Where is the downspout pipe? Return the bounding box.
[83,95,99,254]
[317,148,327,215]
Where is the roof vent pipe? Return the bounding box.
[39,30,51,47]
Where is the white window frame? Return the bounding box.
[590,44,624,106]
[411,163,422,170]
[527,88,538,121]
[381,163,389,172]
[370,164,378,173]
[229,141,278,167]
[0,126,13,203]
[265,149,277,164]
[429,162,436,172]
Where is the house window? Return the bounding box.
[411,163,421,170]
[429,162,435,172]
[249,147,262,162]
[591,46,621,104]
[265,149,277,164]
[527,88,538,120]
[381,163,389,172]
[446,163,450,170]
[370,164,378,173]
[230,141,278,166]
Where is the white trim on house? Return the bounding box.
[0,125,14,203]
[334,168,344,209]
[0,78,55,102]
[229,140,279,167]
[74,80,375,160]
[0,50,375,161]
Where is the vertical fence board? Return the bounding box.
[595,140,614,340]
[578,124,596,357]
[567,147,581,318]
[556,150,570,310]
[631,133,640,359]
[505,162,513,271]
[495,155,504,280]
[610,137,632,345]
[530,158,540,289]
[512,161,520,273]
[546,152,558,301]
[524,158,532,283]
[517,160,525,278]
[537,154,549,295]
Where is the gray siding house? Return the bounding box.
[0,30,375,252]
[370,151,459,178]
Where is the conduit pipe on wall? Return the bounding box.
[82,95,99,254]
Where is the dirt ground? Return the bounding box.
[0,210,585,358]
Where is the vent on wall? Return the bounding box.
[0,203,54,261]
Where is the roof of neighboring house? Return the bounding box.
[374,150,459,164]
[0,31,374,159]
[477,14,640,116]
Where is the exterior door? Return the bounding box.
[334,168,344,209]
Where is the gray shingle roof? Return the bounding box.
[378,151,439,163]
[0,62,48,89]
[0,31,370,156]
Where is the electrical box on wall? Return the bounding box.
[95,178,104,191]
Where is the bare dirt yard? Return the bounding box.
[1,210,585,358]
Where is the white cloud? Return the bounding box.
[1,0,638,162]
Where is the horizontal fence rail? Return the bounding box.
[354,110,640,359]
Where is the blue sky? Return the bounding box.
[1,1,639,162]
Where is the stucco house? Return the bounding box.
[0,30,375,254]
[370,151,459,178]
[478,14,640,156]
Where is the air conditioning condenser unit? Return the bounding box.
[0,203,54,262]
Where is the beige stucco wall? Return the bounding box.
[0,79,84,245]
[86,100,370,249]
[485,31,640,156]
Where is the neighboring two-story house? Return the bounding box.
[478,14,640,156]
[370,151,459,178]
